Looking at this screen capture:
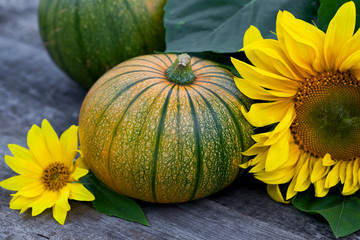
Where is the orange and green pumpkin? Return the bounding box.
[38,0,166,89]
[78,53,253,203]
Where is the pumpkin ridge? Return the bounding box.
[112,64,165,74]
[98,70,166,89]
[95,79,165,127]
[47,0,69,79]
[38,0,51,47]
[196,72,235,80]
[133,84,176,140]
[184,88,203,201]
[176,85,183,189]
[151,85,176,202]
[106,82,173,193]
[193,65,229,73]
[131,57,168,71]
[100,0,125,63]
[161,53,174,65]
[123,0,150,53]
[151,54,171,68]
[192,84,246,156]
[196,75,233,84]
[187,85,228,192]
[191,58,205,67]
[73,0,95,87]
[193,82,247,108]
[97,70,166,93]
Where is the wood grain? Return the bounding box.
[0,1,359,239]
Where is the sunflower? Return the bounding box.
[0,119,94,224]
[232,1,360,202]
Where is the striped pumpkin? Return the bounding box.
[78,54,253,203]
[38,0,166,89]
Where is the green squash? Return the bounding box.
[38,0,166,89]
[79,53,254,203]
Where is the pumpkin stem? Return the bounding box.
[166,53,196,85]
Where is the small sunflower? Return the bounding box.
[0,119,94,224]
[232,1,360,202]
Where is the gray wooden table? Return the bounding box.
[0,1,359,239]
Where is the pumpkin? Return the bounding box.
[38,0,166,89]
[78,53,253,203]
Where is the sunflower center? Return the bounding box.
[42,162,70,191]
[291,71,360,160]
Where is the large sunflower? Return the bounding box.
[232,1,360,202]
[0,119,94,224]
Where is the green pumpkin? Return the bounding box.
[79,54,254,203]
[38,0,166,89]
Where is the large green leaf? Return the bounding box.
[318,0,360,32]
[293,190,360,238]
[164,0,320,53]
[81,172,149,226]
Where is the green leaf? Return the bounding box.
[318,0,360,32]
[293,189,360,238]
[164,0,320,53]
[81,172,149,226]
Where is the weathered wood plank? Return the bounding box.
[1,1,360,240]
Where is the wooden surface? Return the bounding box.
[0,1,359,239]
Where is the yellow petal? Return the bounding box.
[324,1,356,70]
[239,159,252,169]
[344,184,360,196]
[286,176,298,200]
[53,205,67,225]
[9,195,34,213]
[69,183,95,201]
[267,184,290,204]
[231,57,299,92]
[31,190,58,216]
[310,157,329,183]
[342,160,354,194]
[322,153,336,166]
[56,187,71,211]
[241,100,293,127]
[256,167,295,184]
[276,10,325,74]
[336,28,360,69]
[74,154,89,170]
[339,160,348,184]
[53,206,67,225]
[294,153,311,192]
[339,49,360,72]
[249,151,267,173]
[243,105,295,148]
[343,158,360,195]
[314,178,329,197]
[70,167,89,181]
[41,119,62,163]
[262,106,296,146]
[60,125,79,168]
[242,142,268,156]
[325,162,341,188]
[243,41,304,80]
[265,130,291,172]
[234,76,295,101]
[243,25,263,47]
[4,155,42,176]
[0,175,38,191]
[247,150,268,172]
[8,144,37,164]
[281,143,301,168]
[27,124,54,167]
[17,181,45,198]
